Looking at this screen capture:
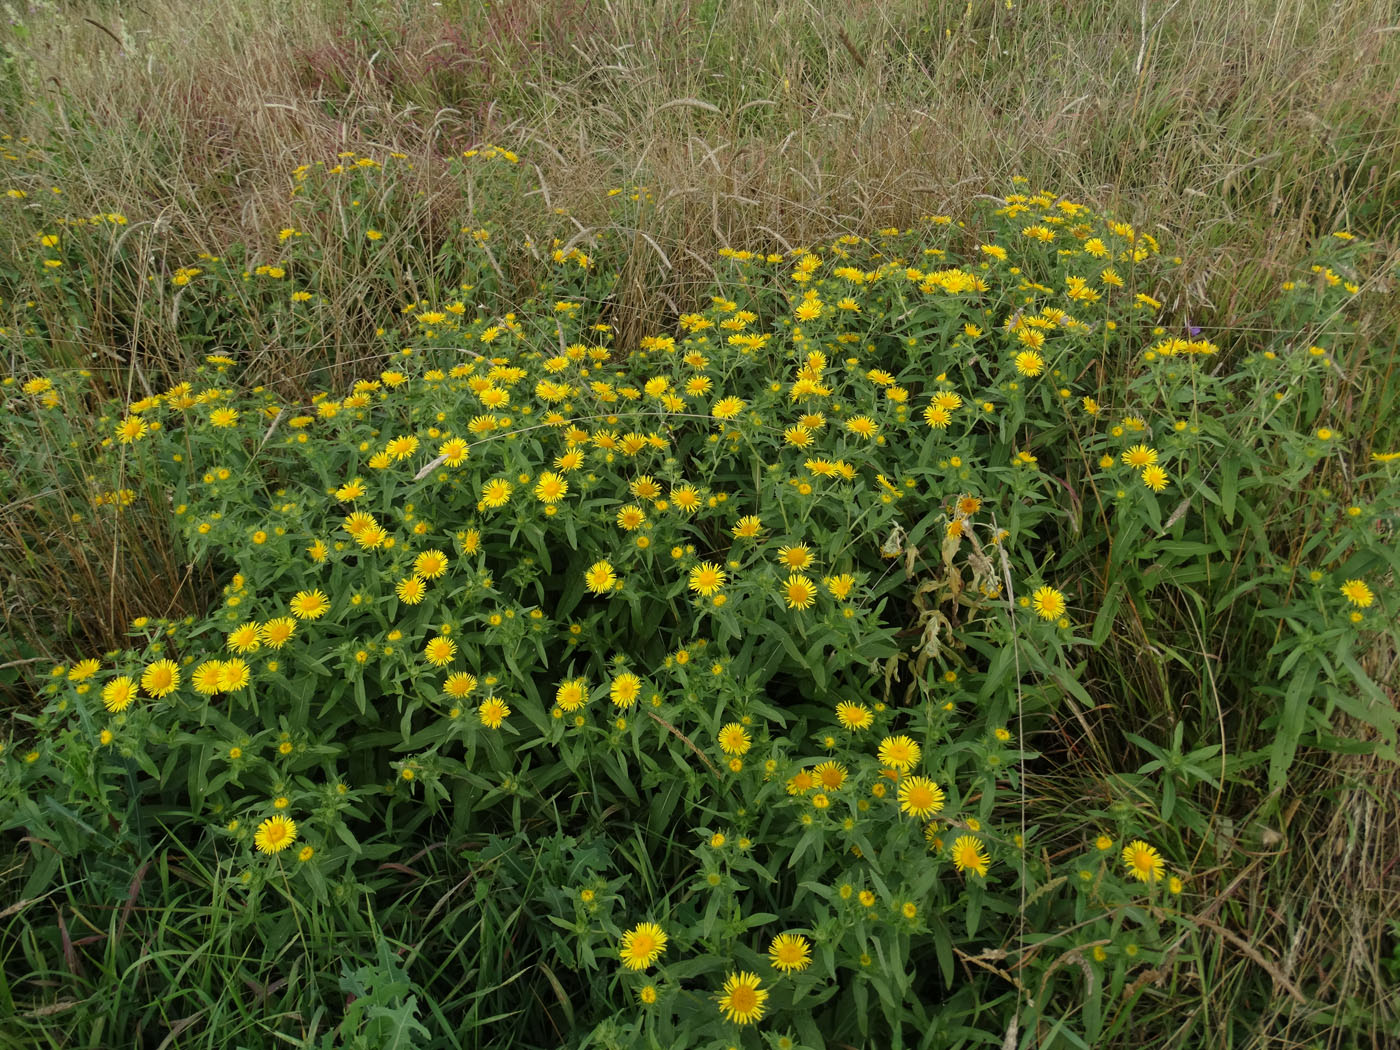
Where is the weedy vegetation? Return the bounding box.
[0,1,1398,1049]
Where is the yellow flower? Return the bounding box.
[835,701,873,730]
[777,544,813,570]
[423,636,457,667]
[396,576,427,604]
[688,562,726,597]
[1340,579,1374,608]
[555,678,588,712]
[782,574,817,610]
[217,658,250,692]
[951,835,990,877]
[619,922,668,971]
[478,697,511,729]
[227,621,262,654]
[480,478,513,508]
[101,676,138,713]
[584,560,618,594]
[1122,839,1164,882]
[254,815,298,854]
[768,933,812,973]
[115,416,148,443]
[284,585,332,619]
[1014,350,1044,377]
[414,549,449,579]
[731,514,763,538]
[534,471,568,503]
[1141,465,1169,492]
[717,723,751,755]
[610,673,642,709]
[140,659,180,698]
[1031,585,1066,621]
[878,734,921,771]
[259,617,296,648]
[443,672,478,698]
[717,971,767,1025]
[1122,444,1158,468]
[897,775,946,819]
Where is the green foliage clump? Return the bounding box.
[2,177,1397,1049]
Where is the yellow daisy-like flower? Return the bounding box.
[67,658,100,682]
[1030,585,1066,621]
[777,544,813,570]
[1014,350,1045,377]
[782,574,817,610]
[1122,839,1164,883]
[414,549,449,579]
[1141,465,1169,492]
[556,678,588,712]
[768,933,812,973]
[217,658,250,693]
[423,636,457,667]
[101,676,138,713]
[951,835,990,877]
[480,478,513,508]
[289,589,330,620]
[209,407,239,428]
[671,484,702,513]
[115,416,148,443]
[845,415,878,438]
[619,922,668,971]
[897,775,946,819]
[731,514,763,538]
[616,504,647,531]
[443,672,478,698]
[584,560,618,595]
[254,815,298,854]
[385,434,419,461]
[878,734,921,771]
[717,722,751,756]
[478,696,511,729]
[259,617,296,649]
[396,575,427,605]
[717,971,767,1025]
[192,660,226,695]
[534,471,568,503]
[227,621,262,654]
[140,659,180,698]
[813,760,847,790]
[610,672,642,709]
[1122,444,1158,468]
[335,477,367,501]
[439,437,469,467]
[688,562,726,597]
[835,701,873,730]
[711,396,745,420]
[1340,579,1374,608]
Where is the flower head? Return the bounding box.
[835,701,873,730]
[717,971,767,1025]
[1030,585,1066,621]
[1122,839,1164,883]
[951,835,989,877]
[878,734,921,771]
[1340,579,1374,608]
[768,933,812,973]
[254,815,298,854]
[897,775,946,819]
[619,922,668,971]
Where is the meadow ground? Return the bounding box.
[1,1,1398,1048]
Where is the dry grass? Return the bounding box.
[4,0,1398,344]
